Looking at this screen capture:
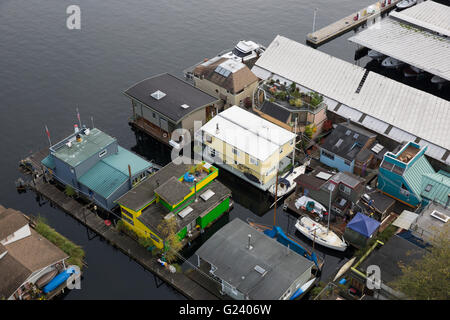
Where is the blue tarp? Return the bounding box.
[346,212,380,238]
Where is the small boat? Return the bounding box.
[294,195,328,221]
[381,57,404,69]
[403,65,424,78]
[368,50,385,61]
[220,40,266,63]
[431,75,447,89]
[43,266,79,294]
[268,161,309,198]
[295,216,348,252]
[396,0,417,10]
[289,277,317,300]
[35,269,58,289]
[333,257,356,282]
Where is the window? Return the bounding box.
[424,184,433,192]
[232,147,240,156]
[152,112,156,118]
[392,165,405,175]
[121,212,134,225]
[340,184,351,195]
[322,150,335,160]
[344,159,352,166]
[380,161,394,171]
[249,156,259,166]
[400,183,410,197]
[99,150,107,158]
[205,134,212,143]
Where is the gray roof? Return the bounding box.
[116,159,192,212]
[366,190,396,214]
[330,171,364,189]
[260,101,291,123]
[154,177,192,205]
[321,122,375,162]
[196,218,314,300]
[124,73,219,123]
[359,235,426,284]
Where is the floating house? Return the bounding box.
[360,190,396,221]
[253,79,328,139]
[195,106,296,191]
[410,201,450,243]
[195,218,315,300]
[343,212,380,248]
[348,235,426,300]
[0,206,68,300]
[320,121,385,175]
[115,158,231,249]
[378,141,450,209]
[41,126,154,211]
[192,57,259,109]
[125,73,220,147]
[251,35,450,167]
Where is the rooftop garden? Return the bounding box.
[262,79,325,111]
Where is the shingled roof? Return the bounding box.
[193,57,258,95]
[0,207,28,241]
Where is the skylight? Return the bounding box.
[151,90,166,100]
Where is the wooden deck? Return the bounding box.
[130,117,170,145]
[306,0,400,48]
[20,151,222,299]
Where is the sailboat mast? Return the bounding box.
[273,171,279,226]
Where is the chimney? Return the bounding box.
[247,234,253,250]
[74,124,79,134]
[128,164,132,179]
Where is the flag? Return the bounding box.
[76,107,81,125]
[45,125,50,138]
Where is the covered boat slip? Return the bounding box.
[252,35,450,166]
[348,17,450,81]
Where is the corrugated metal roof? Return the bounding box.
[389,1,450,37]
[403,155,435,200]
[79,161,128,199]
[102,146,151,176]
[420,172,450,206]
[348,17,450,81]
[253,35,450,153]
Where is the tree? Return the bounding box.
[157,217,183,263]
[389,225,450,300]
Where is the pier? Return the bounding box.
[19,151,222,300]
[306,0,400,48]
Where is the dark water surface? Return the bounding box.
[0,0,420,299]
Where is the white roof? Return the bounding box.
[236,40,259,53]
[252,35,450,152]
[218,59,245,73]
[200,106,295,161]
[348,17,450,81]
[389,1,450,37]
[393,210,419,230]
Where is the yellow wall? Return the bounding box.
[204,135,294,184]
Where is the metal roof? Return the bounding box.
[102,146,151,176]
[348,17,450,81]
[200,106,295,162]
[78,161,128,199]
[195,218,314,300]
[252,35,450,155]
[389,1,450,37]
[420,172,450,207]
[403,154,435,201]
[393,210,419,230]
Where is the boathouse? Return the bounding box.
[115,158,231,249]
[195,105,296,191]
[192,57,259,109]
[125,73,220,147]
[251,35,450,167]
[0,206,68,300]
[41,127,154,211]
[195,218,314,300]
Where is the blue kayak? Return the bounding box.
[43,267,77,294]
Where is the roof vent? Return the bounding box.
[181,104,190,109]
[151,90,166,100]
[254,265,267,276]
[353,133,359,139]
[345,130,351,136]
[216,123,220,134]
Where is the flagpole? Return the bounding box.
[45,125,52,147]
[91,116,94,129]
[76,107,82,128]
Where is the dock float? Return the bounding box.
[306,0,400,48]
[19,151,221,300]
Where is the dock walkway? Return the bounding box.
[20,149,221,300]
[306,0,400,47]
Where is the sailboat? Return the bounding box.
[295,216,348,252]
[268,160,310,198]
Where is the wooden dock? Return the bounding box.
[306,0,400,48]
[20,151,222,300]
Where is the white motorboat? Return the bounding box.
[220,40,265,63]
[396,0,417,10]
[295,216,348,252]
[268,160,310,198]
[368,50,385,61]
[381,56,404,69]
[294,195,328,221]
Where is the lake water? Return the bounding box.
[0,0,443,299]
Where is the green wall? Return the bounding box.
[198,197,230,229]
